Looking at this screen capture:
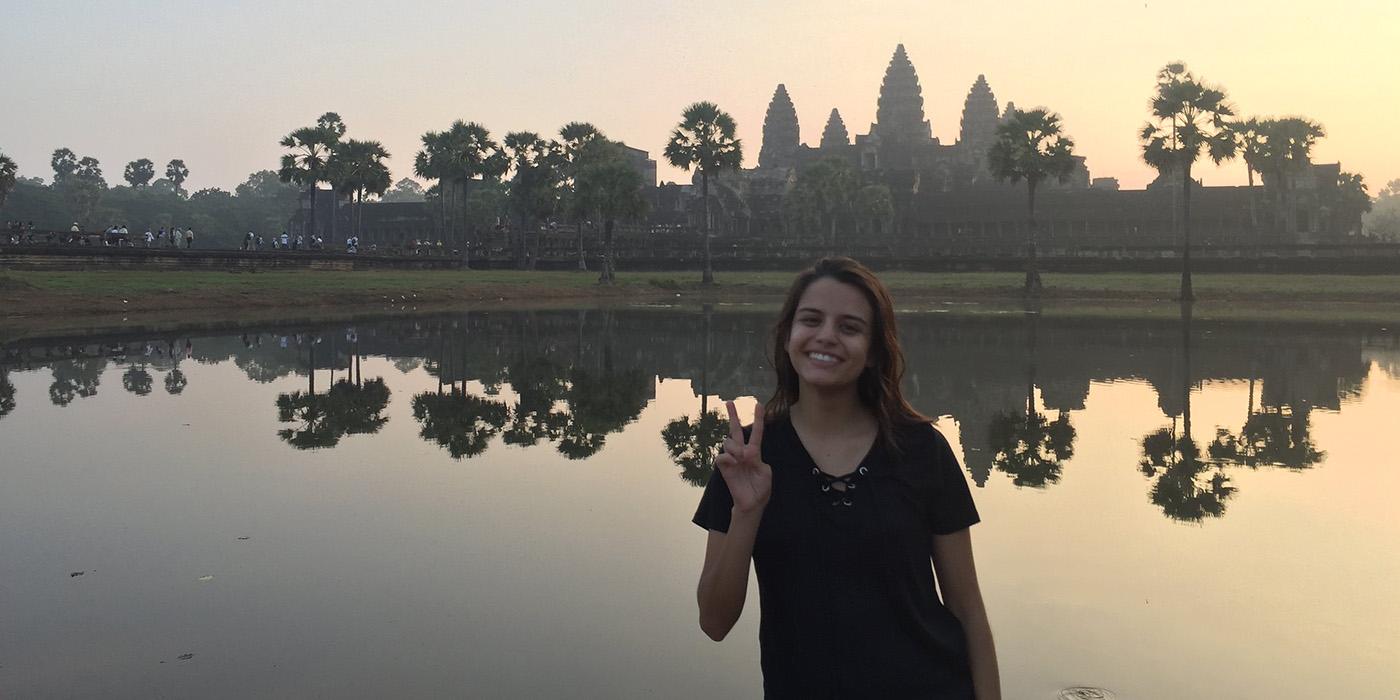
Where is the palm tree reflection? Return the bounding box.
[987,309,1076,488]
[276,341,391,450]
[411,390,510,459]
[49,358,105,406]
[662,410,727,487]
[1138,302,1236,522]
[0,368,15,420]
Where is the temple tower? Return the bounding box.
[1000,101,1018,124]
[872,44,932,143]
[820,108,850,150]
[959,75,1000,155]
[758,84,801,170]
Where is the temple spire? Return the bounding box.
[820,108,849,149]
[959,74,1000,154]
[758,83,800,169]
[873,44,932,142]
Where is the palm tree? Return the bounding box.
[988,107,1078,297]
[165,159,189,198]
[503,131,561,269]
[1256,117,1326,237]
[279,113,344,242]
[50,148,78,183]
[1139,62,1238,302]
[330,139,392,242]
[559,122,606,270]
[0,152,16,209]
[574,145,649,283]
[124,158,155,187]
[1234,118,1268,234]
[414,130,451,242]
[443,121,508,254]
[664,102,744,285]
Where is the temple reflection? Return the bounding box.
[2,307,1394,522]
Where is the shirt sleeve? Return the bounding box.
[692,465,734,532]
[926,426,980,535]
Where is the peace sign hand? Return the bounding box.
[716,401,771,516]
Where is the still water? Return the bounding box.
[1,307,1398,699]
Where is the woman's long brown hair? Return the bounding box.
[764,257,930,453]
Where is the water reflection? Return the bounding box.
[987,311,1077,488]
[2,307,1396,524]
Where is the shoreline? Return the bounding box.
[3,270,1400,341]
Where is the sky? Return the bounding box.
[2,0,1397,194]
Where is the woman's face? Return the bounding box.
[785,277,875,392]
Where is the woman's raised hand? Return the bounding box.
[717,400,772,515]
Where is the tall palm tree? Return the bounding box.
[279,123,336,240]
[1140,62,1238,302]
[503,131,561,269]
[1256,117,1325,237]
[664,102,743,285]
[0,153,16,209]
[443,121,508,253]
[165,159,189,198]
[1233,118,1268,235]
[559,122,606,270]
[414,130,451,242]
[988,107,1078,297]
[330,139,392,242]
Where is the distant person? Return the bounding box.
[144,230,154,247]
[294,234,303,251]
[184,228,194,249]
[280,232,289,249]
[244,231,254,251]
[256,234,264,251]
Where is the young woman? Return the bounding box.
[694,257,1000,699]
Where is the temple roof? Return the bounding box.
[758,84,801,169]
[873,44,932,142]
[820,108,849,149]
[959,74,1000,153]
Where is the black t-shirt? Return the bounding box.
[693,416,980,699]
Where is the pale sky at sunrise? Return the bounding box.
[2,0,1396,194]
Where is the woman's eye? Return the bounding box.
[799,317,819,326]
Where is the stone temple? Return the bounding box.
[698,44,1344,247]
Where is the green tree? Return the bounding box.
[1139,62,1238,302]
[852,184,895,237]
[664,101,744,285]
[558,122,607,270]
[124,158,155,187]
[380,177,425,203]
[574,144,649,283]
[50,148,78,183]
[330,139,392,242]
[279,113,342,241]
[1255,117,1325,237]
[1328,171,1371,238]
[989,107,1078,297]
[1233,117,1268,233]
[503,131,562,269]
[1363,179,1400,240]
[414,130,451,240]
[164,159,189,198]
[443,121,509,255]
[0,152,16,209]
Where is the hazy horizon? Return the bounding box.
[3,0,1396,195]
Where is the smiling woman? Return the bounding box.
[693,257,1001,699]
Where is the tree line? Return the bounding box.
[1,60,1391,288]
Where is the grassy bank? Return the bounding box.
[3,269,1400,326]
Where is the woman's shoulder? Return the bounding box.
[891,417,945,448]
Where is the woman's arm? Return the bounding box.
[932,528,1001,700]
[696,509,762,641]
